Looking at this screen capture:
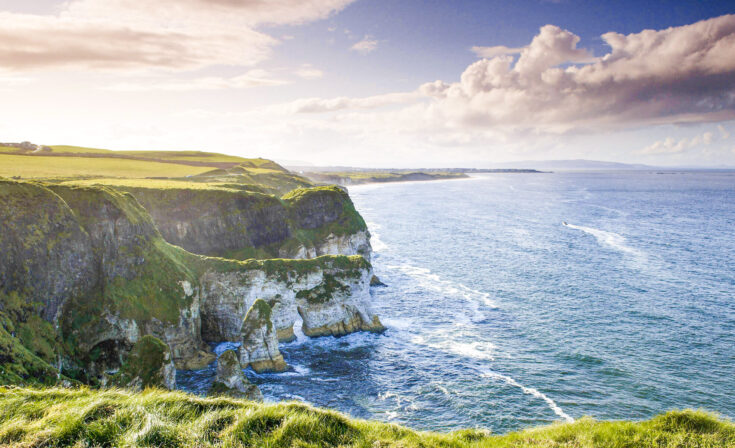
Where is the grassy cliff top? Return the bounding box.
[0,387,732,447]
[0,143,290,179]
[0,154,214,179]
[0,143,311,194]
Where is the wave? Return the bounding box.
[481,371,574,423]
[366,221,389,252]
[564,223,646,260]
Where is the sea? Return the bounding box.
[178,171,735,434]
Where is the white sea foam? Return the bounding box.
[411,335,496,361]
[482,371,574,422]
[387,263,497,311]
[367,221,389,252]
[565,223,646,260]
[434,383,451,397]
[380,317,414,331]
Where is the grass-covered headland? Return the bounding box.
[0,387,732,447]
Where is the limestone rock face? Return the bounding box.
[238,299,288,373]
[280,230,372,261]
[199,256,382,346]
[209,349,263,401]
[296,269,385,337]
[114,335,176,390]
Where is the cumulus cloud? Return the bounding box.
[350,35,379,54]
[296,15,735,137]
[103,70,287,92]
[0,0,355,71]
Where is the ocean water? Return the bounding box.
[178,171,735,434]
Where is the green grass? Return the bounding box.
[0,387,732,447]
[0,154,213,179]
[47,145,116,155]
[49,146,276,165]
[60,178,247,191]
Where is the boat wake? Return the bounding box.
[482,371,574,423]
[564,223,646,260]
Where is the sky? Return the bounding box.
[1,0,735,167]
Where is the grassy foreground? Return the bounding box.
[0,388,732,447]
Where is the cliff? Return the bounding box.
[100,184,372,261]
[0,178,381,389]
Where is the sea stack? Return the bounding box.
[209,349,263,401]
[238,299,288,373]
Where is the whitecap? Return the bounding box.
[411,335,496,361]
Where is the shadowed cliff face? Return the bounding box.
[122,188,291,257]
[0,178,381,388]
[0,181,97,323]
[121,185,371,261]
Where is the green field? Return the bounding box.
[0,154,214,179]
[48,146,274,165]
[0,387,732,447]
[0,143,296,187]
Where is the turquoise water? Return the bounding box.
[179,171,735,434]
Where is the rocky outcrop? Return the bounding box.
[114,335,176,390]
[238,300,287,373]
[209,349,262,401]
[295,271,385,337]
[199,256,383,345]
[279,230,372,261]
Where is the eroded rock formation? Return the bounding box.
[209,349,262,401]
[238,299,287,373]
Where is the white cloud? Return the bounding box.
[103,70,287,92]
[350,35,379,54]
[638,131,716,155]
[0,0,356,71]
[283,91,421,113]
[471,45,523,58]
[298,15,735,137]
[718,125,731,139]
[0,72,32,87]
[295,65,324,80]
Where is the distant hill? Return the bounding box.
[486,159,657,171]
